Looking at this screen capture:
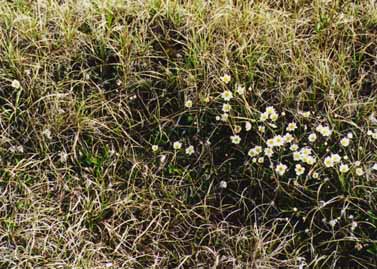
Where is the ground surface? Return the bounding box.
[1,0,377,268]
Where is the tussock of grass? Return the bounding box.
[1,0,377,268]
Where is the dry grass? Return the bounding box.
[1,0,377,268]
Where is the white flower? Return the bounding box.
[372,164,377,171]
[236,85,245,95]
[303,155,316,165]
[221,113,229,121]
[219,180,227,189]
[286,122,297,132]
[222,103,231,112]
[347,132,353,139]
[329,219,337,227]
[221,90,233,101]
[265,106,276,115]
[269,112,278,122]
[245,121,252,131]
[221,74,231,84]
[293,151,302,161]
[339,163,349,173]
[312,172,319,179]
[258,157,264,163]
[331,153,341,163]
[160,155,167,163]
[264,147,273,157]
[283,133,294,143]
[324,156,334,168]
[185,145,195,155]
[11,79,21,89]
[273,135,285,147]
[367,130,373,136]
[295,164,305,176]
[59,151,68,162]
[42,129,52,139]
[300,147,312,157]
[351,221,358,231]
[372,133,377,140]
[354,161,361,166]
[230,135,241,144]
[290,144,299,151]
[258,126,265,133]
[266,138,275,148]
[275,163,288,176]
[185,100,193,108]
[152,145,159,152]
[355,168,364,176]
[260,112,269,122]
[308,133,317,142]
[340,137,350,147]
[173,141,182,150]
[318,125,332,137]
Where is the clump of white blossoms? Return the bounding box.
[185,100,193,108]
[173,141,182,150]
[355,167,364,176]
[221,73,231,84]
[308,133,317,142]
[316,124,332,137]
[275,163,288,176]
[248,146,262,157]
[185,145,195,155]
[230,135,241,144]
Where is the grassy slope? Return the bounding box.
[1,0,377,268]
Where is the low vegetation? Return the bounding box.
[1,0,377,268]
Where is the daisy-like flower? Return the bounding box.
[293,151,302,161]
[185,100,193,108]
[283,133,294,143]
[236,85,245,95]
[295,164,305,176]
[324,156,334,168]
[265,106,276,115]
[347,132,353,139]
[185,145,195,155]
[260,112,269,122]
[290,144,299,151]
[308,133,317,142]
[258,157,264,163]
[222,103,231,112]
[230,135,241,144]
[300,147,312,157]
[221,74,231,84]
[273,135,285,147]
[340,137,350,147]
[329,219,337,228]
[355,167,364,176]
[11,79,21,89]
[173,141,182,150]
[245,121,252,131]
[286,122,297,132]
[270,112,278,122]
[331,153,341,163]
[221,113,229,121]
[248,146,262,157]
[339,163,349,173]
[317,125,332,137]
[372,163,377,171]
[264,147,273,157]
[258,126,265,133]
[312,172,319,179]
[354,161,361,167]
[266,138,275,147]
[303,155,316,165]
[221,90,233,101]
[275,163,288,176]
[152,145,159,152]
